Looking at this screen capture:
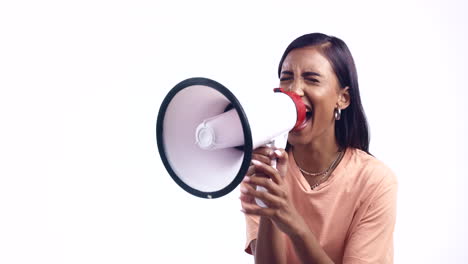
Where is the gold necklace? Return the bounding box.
[310,173,331,190]
[297,150,344,177]
[298,150,345,190]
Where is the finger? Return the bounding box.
[246,165,256,176]
[273,148,289,178]
[239,184,259,206]
[246,160,270,179]
[252,153,272,165]
[251,159,283,185]
[240,179,257,193]
[240,180,283,208]
[253,147,275,158]
[243,175,283,197]
[241,201,277,218]
[239,192,254,204]
[273,148,288,163]
[246,165,270,180]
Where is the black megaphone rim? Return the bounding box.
[156,77,253,199]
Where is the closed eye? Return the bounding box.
[305,77,319,83]
[303,71,321,83]
[280,70,294,82]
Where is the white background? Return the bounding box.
[1,0,467,263]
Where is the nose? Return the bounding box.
[287,81,305,97]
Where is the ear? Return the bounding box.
[337,86,351,110]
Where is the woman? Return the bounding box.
[240,33,397,264]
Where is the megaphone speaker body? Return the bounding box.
[156,77,305,199]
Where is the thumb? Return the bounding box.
[273,148,289,177]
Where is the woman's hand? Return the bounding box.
[240,147,307,237]
[239,147,274,206]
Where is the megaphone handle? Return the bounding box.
[255,133,287,208]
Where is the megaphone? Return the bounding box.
[156,77,306,202]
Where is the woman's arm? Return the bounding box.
[254,217,286,264]
[253,203,333,264]
[288,223,334,264]
[241,148,334,264]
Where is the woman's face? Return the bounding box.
[279,46,349,147]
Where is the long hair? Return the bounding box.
[278,33,370,153]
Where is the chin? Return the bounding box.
[287,132,312,147]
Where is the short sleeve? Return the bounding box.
[343,169,398,264]
[244,213,259,254]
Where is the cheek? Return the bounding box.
[305,84,335,99]
[308,89,336,109]
[308,90,338,120]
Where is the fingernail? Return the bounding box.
[274,150,282,157]
[240,186,248,193]
[243,176,251,182]
[251,159,262,166]
[240,209,246,213]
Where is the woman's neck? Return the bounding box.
[291,132,341,174]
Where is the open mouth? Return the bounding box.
[295,105,312,131]
[305,106,313,120]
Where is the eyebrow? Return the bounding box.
[280,71,321,77]
[302,71,321,77]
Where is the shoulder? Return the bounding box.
[344,148,397,198]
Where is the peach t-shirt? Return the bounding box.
[244,148,397,264]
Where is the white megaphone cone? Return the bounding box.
[156,77,306,205]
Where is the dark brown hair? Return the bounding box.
[278,33,370,153]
